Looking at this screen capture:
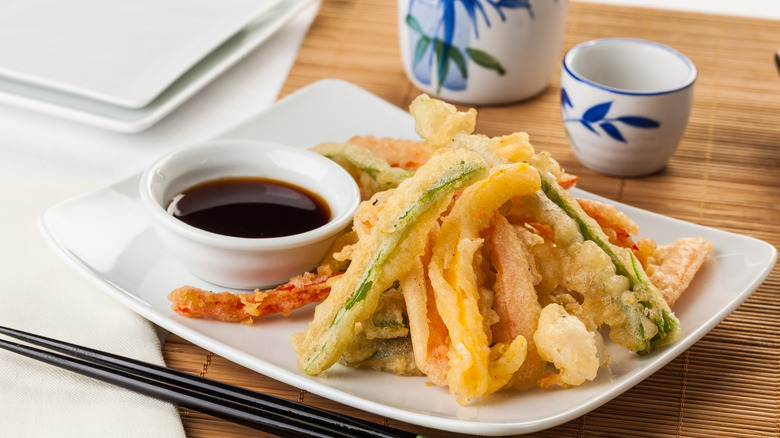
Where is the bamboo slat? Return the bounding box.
[164,1,780,436]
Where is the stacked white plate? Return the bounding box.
[0,0,313,132]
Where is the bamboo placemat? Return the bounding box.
[163,1,780,436]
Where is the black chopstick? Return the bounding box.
[0,325,401,437]
[0,326,423,438]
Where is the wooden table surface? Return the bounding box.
[163,1,780,436]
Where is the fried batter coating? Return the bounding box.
[428,163,540,404]
[398,226,450,386]
[168,273,340,325]
[577,198,647,267]
[488,213,547,390]
[292,149,489,376]
[311,142,413,200]
[576,198,712,305]
[577,198,639,240]
[339,332,421,376]
[360,285,409,340]
[534,303,604,388]
[346,135,430,171]
[338,286,422,376]
[315,231,357,275]
[647,237,713,307]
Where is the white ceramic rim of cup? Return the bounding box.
[139,139,360,251]
[563,38,697,96]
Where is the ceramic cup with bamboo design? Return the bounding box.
[398,0,569,105]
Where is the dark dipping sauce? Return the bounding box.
[167,176,331,238]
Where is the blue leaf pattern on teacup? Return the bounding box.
[582,101,612,122]
[617,116,661,128]
[561,89,661,143]
[491,0,534,19]
[561,88,573,109]
[405,0,539,93]
[599,122,625,142]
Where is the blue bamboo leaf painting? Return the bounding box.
[580,119,597,134]
[466,47,506,74]
[496,0,533,7]
[561,88,573,109]
[406,14,425,34]
[616,116,661,128]
[582,101,612,122]
[599,122,625,142]
[561,88,661,143]
[492,0,534,19]
[405,0,539,93]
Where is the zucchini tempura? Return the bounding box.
[311,142,414,200]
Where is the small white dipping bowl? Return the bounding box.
[139,139,360,289]
[561,38,697,177]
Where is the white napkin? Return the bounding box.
[0,0,322,184]
[0,182,185,437]
[0,1,322,435]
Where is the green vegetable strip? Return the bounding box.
[339,336,415,366]
[342,167,476,311]
[541,177,634,286]
[538,172,680,353]
[296,151,488,374]
[311,142,414,190]
[629,247,680,347]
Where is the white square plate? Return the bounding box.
[0,0,282,108]
[39,79,777,435]
[0,0,314,133]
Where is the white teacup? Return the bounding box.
[561,38,697,177]
[398,0,568,105]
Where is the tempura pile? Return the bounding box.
[169,95,712,405]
